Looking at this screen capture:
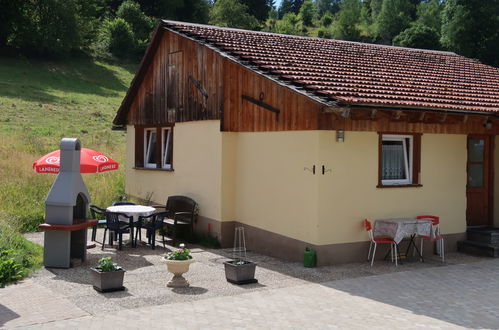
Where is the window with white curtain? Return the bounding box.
[381,134,413,185]
[162,127,173,169]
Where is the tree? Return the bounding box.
[9,0,81,57]
[416,0,442,32]
[210,0,260,30]
[299,0,315,26]
[274,12,303,35]
[241,0,273,22]
[278,0,304,17]
[376,0,414,44]
[441,0,499,66]
[332,0,362,41]
[107,18,136,58]
[0,0,26,47]
[138,0,210,23]
[117,0,155,41]
[393,23,440,50]
[316,0,341,18]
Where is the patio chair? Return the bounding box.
[153,196,197,246]
[135,211,169,249]
[89,204,107,242]
[102,212,133,251]
[416,215,444,262]
[364,219,398,267]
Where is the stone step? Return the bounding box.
[466,227,499,244]
[457,240,499,258]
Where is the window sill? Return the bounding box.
[133,167,174,172]
[376,184,422,189]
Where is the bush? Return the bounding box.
[0,250,24,288]
[393,24,441,50]
[117,0,155,42]
[108,18,136,58]
[0,219,43,287]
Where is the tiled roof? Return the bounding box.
[163,20,499,114]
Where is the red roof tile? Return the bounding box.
[163,20,499,114]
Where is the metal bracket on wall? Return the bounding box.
[241,94,280,120]
[322,165,332,175]
[304,165,316,175]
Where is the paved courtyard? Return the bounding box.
[1,231,498,329]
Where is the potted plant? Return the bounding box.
[223,259,257,284]
[90,257,125,292]
[164,243,195,287]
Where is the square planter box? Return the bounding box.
[223,260,257,285]
[90,268,125,292]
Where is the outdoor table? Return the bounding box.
[106,205,156,247]
[374,218,434,261]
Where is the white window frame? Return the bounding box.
[381,134,413,186]
[144,128,157,168]
[162,127,172,169]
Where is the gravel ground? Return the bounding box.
[24,230,489,316]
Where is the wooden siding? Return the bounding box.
[127,29,499,135]
[127,30,224,125]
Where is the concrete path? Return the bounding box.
[2,259,499,329]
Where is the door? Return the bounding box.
[466,135,493,226]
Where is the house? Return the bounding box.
[113,20,499,265]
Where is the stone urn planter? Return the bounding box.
[164,258,195,287]
[164,244,194,288]
[91,257,125,292]
[224,260,257,284]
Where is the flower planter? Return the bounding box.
[224,260,257,285]
[164,258,195,287]
[90,268,125,292]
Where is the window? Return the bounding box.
[136,126,173,170]
[144,128,157,168]
[162,127,172,169]
[378,133,421,187]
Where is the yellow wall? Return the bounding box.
[226,131,320,243]
[226,131,467,245]
[494,136,499,227]
[126,124,468,245]
[125,121,223,220]
[317,132,467,244]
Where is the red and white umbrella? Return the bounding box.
[33,148,119,174]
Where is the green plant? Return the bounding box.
[165,244,192,260]
[95,257,121,272]
[0,249,24,288]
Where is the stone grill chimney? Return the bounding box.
[40,138,96,268]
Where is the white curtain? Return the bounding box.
[382,142,406,180]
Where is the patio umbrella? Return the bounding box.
[32,148,119,174]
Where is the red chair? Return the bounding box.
[364,219,398,267]
[416,215,444,262]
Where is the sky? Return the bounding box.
[274,0,283,9]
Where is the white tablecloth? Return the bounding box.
[106,205,156,223]
[373,218,433,244]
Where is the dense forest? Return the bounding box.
[0,0,498,67]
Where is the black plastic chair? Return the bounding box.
[135,211,169,249]
[102,212,133,250]
[153,196,197,245]
[112,201,136,206]
[89,204,107,242]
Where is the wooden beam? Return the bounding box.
[370,109,377,120]
[188,76,209,98]
[242,94,280,119]
[463,115,469,123]
[418,112,425,121]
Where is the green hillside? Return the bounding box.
[0,57,135,285]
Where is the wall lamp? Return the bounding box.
[336,130,345,142]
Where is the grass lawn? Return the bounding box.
[0,56,135,284]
